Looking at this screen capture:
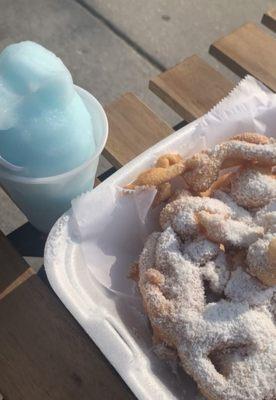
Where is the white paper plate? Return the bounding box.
[44,207,199,400]
[44,119,201,400]
[45,76,276,400]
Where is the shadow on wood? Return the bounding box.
[0,275,135,400]
[7,222,47,257]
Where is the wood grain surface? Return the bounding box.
[149,55,233,121]
[262,8,276,32]
[104,92,173,168]
[210,22,276,91]
[0,231,135,400]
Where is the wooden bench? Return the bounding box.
[210,22,276,91]
[262,8,276,32]
[149,55,233,121]
[0,231,135,400]
[2,8,276,399]
[104,92,173,167]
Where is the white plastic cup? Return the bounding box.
[0,86,108,233]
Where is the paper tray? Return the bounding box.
[44,121,200,400]
[44,76,276,400]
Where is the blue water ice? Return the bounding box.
[0,41,95,177]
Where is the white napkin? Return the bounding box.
[72,75,276,296]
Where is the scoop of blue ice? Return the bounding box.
[0,41,95,177]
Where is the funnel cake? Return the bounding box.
[230,167,276,209]
[197,211,263,248]
[132,133,276,400]
[183,133,276,193]
[138,227,276,400]
[126,153,185,205]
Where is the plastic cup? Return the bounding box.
[0,86,108,233]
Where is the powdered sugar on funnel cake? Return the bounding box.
[131,133,276,400]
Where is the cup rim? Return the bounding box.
[0,86,108,184]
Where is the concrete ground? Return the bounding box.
[0,0,275,269]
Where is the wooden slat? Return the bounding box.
[94,177,101,186]
[0,231,35,296]
[262,9,276,32]
[210,22,276,91]
[104,92,173,168]
[0,232,135,400]
[149,55,233,122]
